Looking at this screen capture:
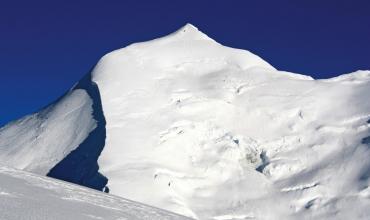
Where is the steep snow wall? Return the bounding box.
[0,71,108,191]
[47,73,108,191]
[0,88,96,174]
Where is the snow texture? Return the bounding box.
[47,73,108,191]
[0,88,96,174]
[1,24,370,219]
[0,166,191,220]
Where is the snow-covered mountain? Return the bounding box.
[1,24,370,219]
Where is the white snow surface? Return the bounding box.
[1,24,370,219]
[0,89,96,174]
[0,166,191,220]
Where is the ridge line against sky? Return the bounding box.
[1,0,370,126]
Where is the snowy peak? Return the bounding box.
[92,24,275,85]
[1,24,370,220]
[167,23,215,42]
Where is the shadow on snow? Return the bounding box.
[47,73,109,192]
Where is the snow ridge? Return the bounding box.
[47,72,108,191]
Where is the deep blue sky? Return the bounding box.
[1,0,370,126]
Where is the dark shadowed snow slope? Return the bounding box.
[47,73,108,191]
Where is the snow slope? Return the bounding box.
[0,73,108,191]
[1,24,370,219]
[0,166,191,220]
[0,88,95,174]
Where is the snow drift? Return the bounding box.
[0,166,191,220]
[1,24,370,219]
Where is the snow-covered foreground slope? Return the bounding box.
[0,166,192,220]
[1,24,370,219]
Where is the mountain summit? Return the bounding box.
[1,25,370,219]
[165,23,215,41]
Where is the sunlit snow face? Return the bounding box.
[1,24,370,220]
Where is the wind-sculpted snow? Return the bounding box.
[0,72,109,192]
[1,24,370,219]
[47,73,108,191]
[0,166,192,220]
[0,88,96,174]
